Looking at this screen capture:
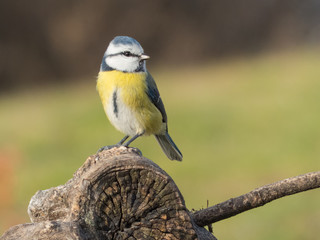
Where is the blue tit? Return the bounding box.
[96,36,182,161]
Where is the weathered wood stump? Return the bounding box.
[1,147,216,240]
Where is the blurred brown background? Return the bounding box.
[1,0,320,91]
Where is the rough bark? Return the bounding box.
[1,147,216,240]
[192,171,320,227]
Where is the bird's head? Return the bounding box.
[100,36,150,73]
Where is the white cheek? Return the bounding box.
[106,57,139,72]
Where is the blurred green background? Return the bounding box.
[1,1,320,239]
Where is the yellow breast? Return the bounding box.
[96,71,164,135]
[97,71,146,105]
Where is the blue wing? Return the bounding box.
[145,72,167,124]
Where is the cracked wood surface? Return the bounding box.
[1,147,216,240]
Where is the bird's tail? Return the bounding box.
[155,132,183,161]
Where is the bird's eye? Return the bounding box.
[122,51,131,57]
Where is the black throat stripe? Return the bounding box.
[113,90,118,118]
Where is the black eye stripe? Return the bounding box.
[122,51,140,58]
[106,52,139,58]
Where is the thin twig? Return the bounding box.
[193,171,320,227]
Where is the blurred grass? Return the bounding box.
[0,47,320,239]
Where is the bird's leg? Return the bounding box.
[121,132,144,156]
[117,135,129,145]
[96,135,129,153]
[97,132,144,154]
[122,132,144,147]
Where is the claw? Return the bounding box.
[96,144,119,153]
[128,147,143,156]
[96,145,142,157]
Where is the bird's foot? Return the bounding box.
[96,144,120,153]
[128,147,143,156]
[96,145,142,156]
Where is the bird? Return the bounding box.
[96,36,183,161]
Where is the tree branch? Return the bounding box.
[192,171,320,227]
